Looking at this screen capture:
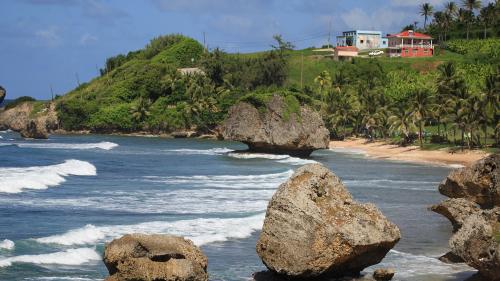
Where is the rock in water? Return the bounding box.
[373,268,395,281]
[438,154,499,208]
[221,95,329,157]
[0,86,5,105]
[20,120,48,139]
[431,154,500,280]
[449,208,500,281]
[103,234,208,281]
[256,163,401,278]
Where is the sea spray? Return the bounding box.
[0,160,96,193]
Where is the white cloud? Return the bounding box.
[79,33,98,45]
[341,8,410,32]
[35,26,62,47]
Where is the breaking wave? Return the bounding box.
[15,141,118,150]
[164,147,233,155]
[0,248,101,268]
[35,213,265,247]
[0,160,96,193]
[0,239,14,250]
[227,152,317,165]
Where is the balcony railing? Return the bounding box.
[388,44,434,49]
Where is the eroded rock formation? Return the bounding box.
[103,234,208,281]
[0,101,57,139]
[256,163,400,279]
[221,95,329,157]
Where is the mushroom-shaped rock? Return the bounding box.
[256,163,401,279]
[438,154,499,208]
[221,95,329,157]
[104,234,208,281]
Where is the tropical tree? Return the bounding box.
[445,1,458,17]
[130,97,151,124]
[409,89,434,148]
[389,105,416,146]
[479,3,496,39]
[462,0,482,39]
[421,3,434,28]
[314,71,332,101]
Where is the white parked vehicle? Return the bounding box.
[369,50,384,56]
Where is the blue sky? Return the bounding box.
[0,0,492,99]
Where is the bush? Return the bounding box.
[445,39,500,59]
[5,96,36,110]
[88,103,134,132]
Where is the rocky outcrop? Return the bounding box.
[438,154,499,208]
[256,163,400,279]
[0,86,5,105]
[430,198,480,232]
[0,101,57,139]
[431,154,499,280]
[221,95,329,157]
[449,208,500,280]
[103,234,208,281]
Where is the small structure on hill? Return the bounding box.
[335,46,359,61]
[177,67,205,76]
[387,30,434,57]
[337,30,388,50]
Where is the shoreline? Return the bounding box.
[330,138,489,167]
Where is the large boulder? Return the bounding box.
[0,86,5,105]
[256,163,401,279]
[221,95,329,157]
[431,154,500,280]
[438,154,499,208]
[103,234,208,281]
[20,120,48,139]
[449,208,500,281]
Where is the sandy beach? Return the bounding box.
[330,138,490,167]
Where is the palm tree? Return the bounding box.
[389,106,417,146]
[420,3,434,29]
[462,0,482,39]
[130,97,151,124]
[479,3,496,39]
[314,71,332,101]
[445,1,458,17]
[409,89,433,148]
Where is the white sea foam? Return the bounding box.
[0,160,97,193]
[0,248,101,268]
[15,141,118,150]
[371,250,474,279]
[329,147,368,155]
[0,239,14,250]
[143,170,293,189]
[343,179,440,191]
[164,147,234,155]
[36,213,265,247]
[227,152,317,166]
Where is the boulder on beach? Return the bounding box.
[103,234,208,281]
[431,154,500,281]
[256,163,401,279]
[221,95,329,157]
[20,120,48,139]
[372,268,395,281]
[438,154,499,208]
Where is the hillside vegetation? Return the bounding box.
[25,33,496,150]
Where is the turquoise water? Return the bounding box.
[0,131,476,280]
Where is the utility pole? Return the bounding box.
[50,85,54,101]
[75,73,81,87]
[328,19,332,48]
[300,51,304,89]
[203,32,207,52]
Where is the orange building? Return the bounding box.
[387,30,434,58]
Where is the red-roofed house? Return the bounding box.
[387,30,434,58]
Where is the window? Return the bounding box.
[383,40,387,44]
[360,40,364,44]
[405,49,409,55]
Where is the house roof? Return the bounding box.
[387,30,432,39]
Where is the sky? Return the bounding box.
[0,0,493,100]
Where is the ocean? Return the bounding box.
[0,130,476,281]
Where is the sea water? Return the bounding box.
[0,130,476,281]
